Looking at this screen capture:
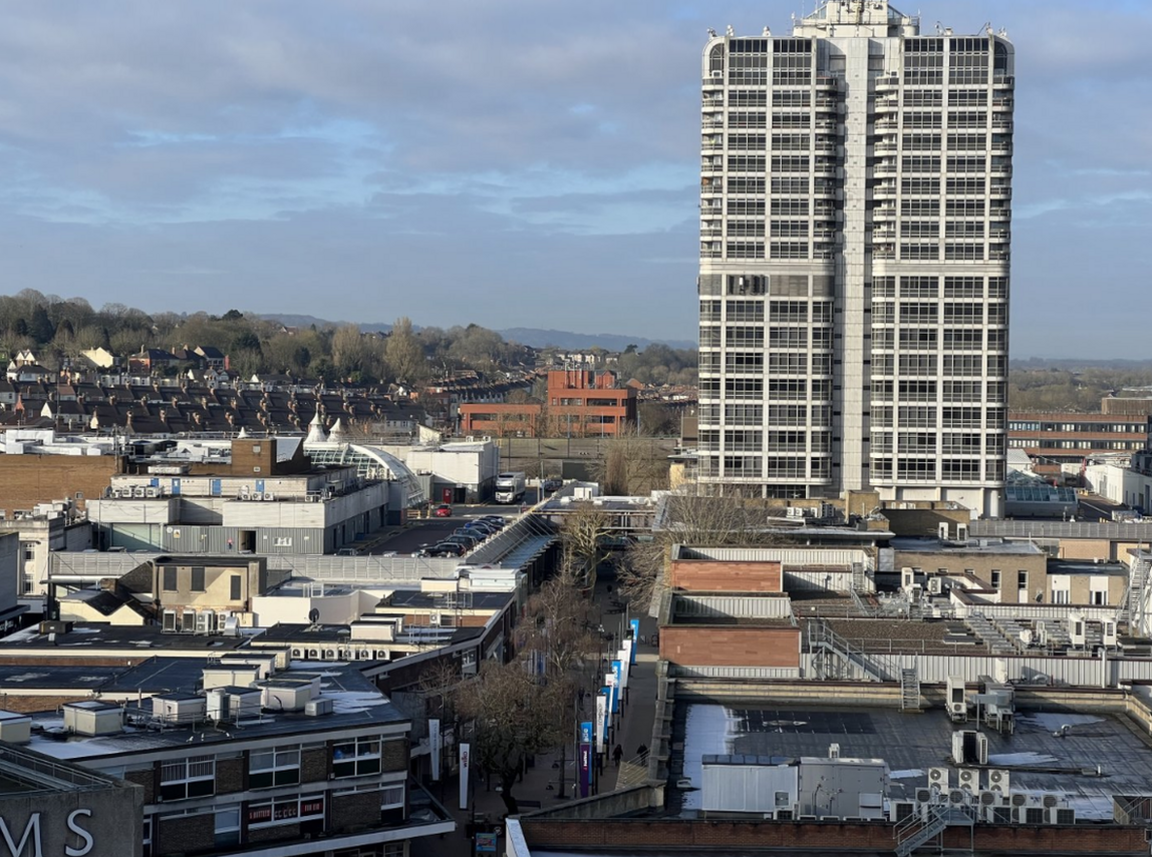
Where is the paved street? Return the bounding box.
[410,572,661,857]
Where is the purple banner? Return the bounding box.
[579,742,592,797]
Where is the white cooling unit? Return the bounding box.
[987,769,1010,794]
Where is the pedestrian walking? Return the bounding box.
[637,743,649,763]
[612,744,623,767]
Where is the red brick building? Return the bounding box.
[458,370,637,438]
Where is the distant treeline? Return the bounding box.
[0,290,698,388]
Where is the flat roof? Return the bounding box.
[672,702,1152,820]
[0,623,251,652]
[892,537,1044,556]
[24,660,406,762]
[1048,560,1128,577]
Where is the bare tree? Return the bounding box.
[591,426,670,495]
[559,502,614,590]
[454,659,568,814]
[616,486,781,612]
[520,564,599,679]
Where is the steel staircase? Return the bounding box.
[894,803,974,857]
[900,667,921,711]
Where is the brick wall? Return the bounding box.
[330,791,382,833]
[520,819,1149,855]
[0,694,90,713]
[382,738,409,773]
[217,756,245,794]
[669,560,782,593]
[247,821,301,844]
[157,811,214,856]
[0,454,121,519]
[301,747,329,782]
[123,766,156,804]
[659,627,800,668]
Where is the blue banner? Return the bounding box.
[611,660,623,712]
[580,721,593,744]
[629,619,640,664]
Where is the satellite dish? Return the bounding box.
[308,608,320,624]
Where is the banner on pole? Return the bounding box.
[430,718,441,781]
[579,742,592,797]
[595,692,608,750]
[459,743,471,810]
[629,619,640,663]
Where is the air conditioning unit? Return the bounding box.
[109,488,121,499]
[145,487,159,498]
[957,769,978,792]
[915,788,932,804]
[948,701,966,719]
[264,493,274,501]
[928,577,943,595]
[978,791,997,807]
[989,805,1012,824]
[134,487,146,498]
[928,767,950,790]
[1022,806,1046,825]
[1041,794,1060,809]
[775,808,794,821]
[987,769,1010,794]
[891,801,916,823]
[1010,793,1027,808]
[1051,807,1075,825]
[251,492,263,501]
[1103,620,1118,647]
[948,789,967,805]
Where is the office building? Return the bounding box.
[697,0,1013,516]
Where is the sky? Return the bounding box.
[0,1,1148,357]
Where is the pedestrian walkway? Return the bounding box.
[411,576,662,857]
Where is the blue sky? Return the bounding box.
[0,0,1148,356]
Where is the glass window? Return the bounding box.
[249,747,301,789]
[333,736,382,778]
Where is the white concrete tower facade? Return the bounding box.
[697,0,1013,517]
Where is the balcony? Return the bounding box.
[703,118,724,130]
[875,74,900,91]
[874,97,899,112]
[874,119,898,132]
[992,75,1015,88]
[873,183,896,200]
[873,162,897,177]
[700,225,723,238]
[992,119,1013,132]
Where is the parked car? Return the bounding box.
[433,503,453,517]
[479,515,507,529]
[542,478,562,492]
[448,531,482,546]
[464,520,498,536]
[335,547,361,557]
[429,542,467,557]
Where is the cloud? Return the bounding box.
[0,0,1145,352]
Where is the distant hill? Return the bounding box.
[257,314,694,351]
[497,328,695,352]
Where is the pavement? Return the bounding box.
[410,573,661,857]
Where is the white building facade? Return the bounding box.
[697,0,1012,517]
